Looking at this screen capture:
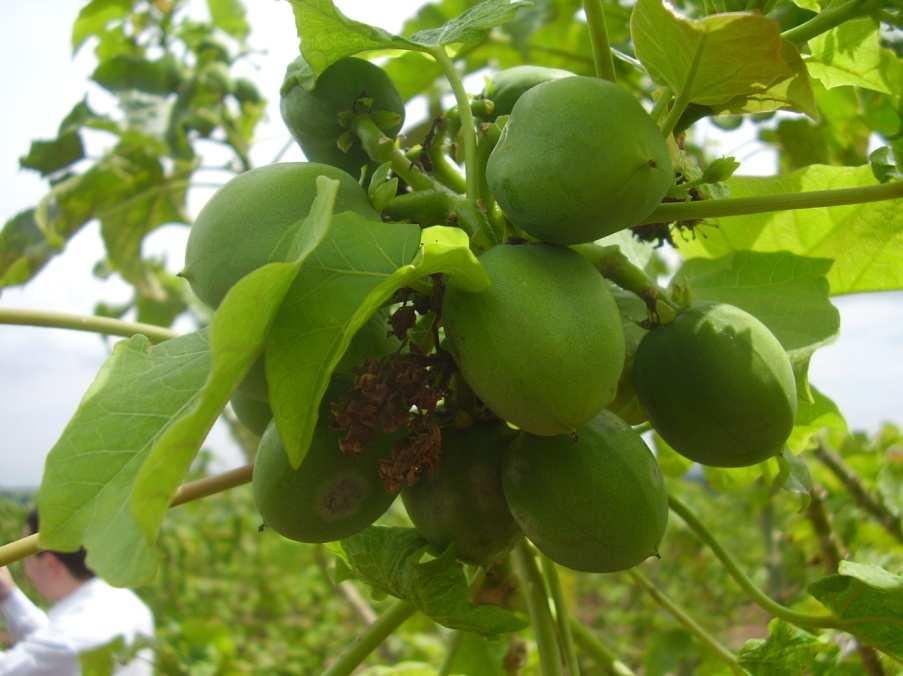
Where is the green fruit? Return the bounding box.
[443,244,625,436]
[402,425,520,564]
[633,302,797,468]
[484,65,572,118]
[502,412,669,573]
[281,57,405,176]
[253,414,395,543]
[487,77,673,244]
[184,162,376,309]
[230,390,271,436]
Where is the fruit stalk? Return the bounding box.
[641,179,903,224]
[351,115,437,192]
[627,569,744,674]
[540,554,581,675]
[0,307,177,343]
[323,600,417,676]
[583,0,617,82]
[512,540,565,676]
[782,0,874,44]
[668,495,848,630]
[431,47,480,201]
[568,621,634,675]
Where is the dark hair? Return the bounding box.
[26,510,95,581]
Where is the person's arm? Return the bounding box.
[0,568,48,641]
[0,626,79,675]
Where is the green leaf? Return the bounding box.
[409,0,532,46]
[333,527,527,635]
[286,0,417,90]
[789,385,847,453]
[37,331,212,585]
[286,0,529,90]
[383,52,445,101]
[807,18,892,94]
[72,0,133,54]
[631,0,799,107]
[773,450,813,509]
[207,0,249,40]
[448,632,508,676]
[808,561,903,658]
[128,178,341,583]
[0,209,57,287]
[675,165,903,295]
[653,432,694,478]
[739,620,837,675]
[268,223,489,467]
[92,55,183,95]
[19,131,85,177]
[79,636,126,676]
[672,251,840,378]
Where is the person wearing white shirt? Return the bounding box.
[0,510,154,675]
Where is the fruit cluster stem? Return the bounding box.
[583,0,617,82]
[667,495,848,630]
[512,541,564,676]
[352,115,437,192]
[568,621,634,675]
[323,600,417,676]
[628,569,744,674]
[540,554,581,675]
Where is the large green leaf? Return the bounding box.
[0,210,57,287]
[631,0,805,109]
[286,0,529,89]
[207,0,249,40]
[37,330,212,585]
[72,0,134,54]
[807,18,892,94]
[268,223,489,467]
[808,561,903,658]
[128,178,341,583]
[675,165,903,295]
[789,385,847,453]
[19,131,85,177]
[332,527,527,635]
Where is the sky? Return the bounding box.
[0,0,900,488]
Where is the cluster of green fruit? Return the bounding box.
[181,58,798,574]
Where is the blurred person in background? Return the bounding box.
[0,510,154,675]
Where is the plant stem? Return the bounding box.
[641,180,903,224]
[782,0,873,43]
[540,555,581,675]
[352,115,437,192]
[0,464,257,567]
[512,541,564,676]
[572,244,677,322]
[667,494,846,630]
[0,308,177,343]
[813,444,903,543]
[170,464,253,507]
[437,630,465,676]
[431,47,479,201]
[628,569,744,674]
[323,600,417,676]
[568,621,634,675]
[0,535,39,568]
[583,0,617,81]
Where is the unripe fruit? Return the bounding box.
[502,412,668,573]
[184,162,377,309]
[487,77,673,244]
[402,425,520,564]
[442,244,625,436]
[253,414,395,543]
[230,390,271,436]
[281,57,405,176]
[484,65,573,118]
[633,302,797,468]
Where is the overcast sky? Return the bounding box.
[0,1,900,488]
